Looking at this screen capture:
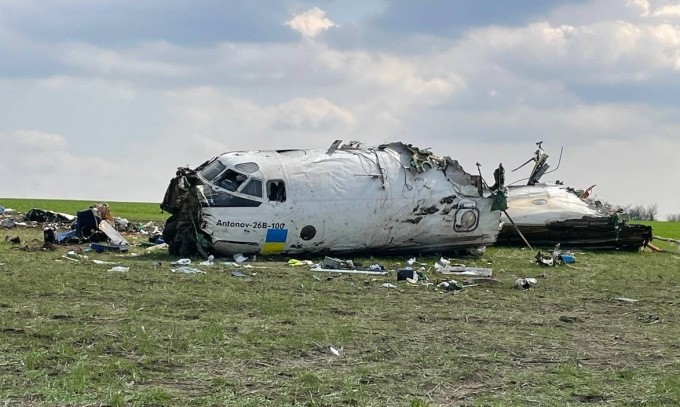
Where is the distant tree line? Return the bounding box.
[625,203,658,221]
[623,203,680,221]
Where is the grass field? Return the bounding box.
[1,200,679,406]
[634,221,680,240]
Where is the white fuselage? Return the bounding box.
[193,144,501,255]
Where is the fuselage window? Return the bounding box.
[234,162,260,174]
[241,179,263,198]
[199,160,226,181]
[267,180,286,202]
[215,170,247,192]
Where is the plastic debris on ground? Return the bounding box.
[171,258,192,266]
[437,280,465,291]
[172,266,205,274]
[108,266,129,272]
[397,269,428,284]
[330,346,342,357]
[93,259,120,265]
[536,244,576,267]
[311,256,388,275]
[231,271,247,277]
[382,283,397,289]
[514,277,538,289]
[613,297,639,304]
[62,251,87,262]
[288,259,314,267]
[200,255,215,266]
[233,253,248,263]
[435,264,493,277]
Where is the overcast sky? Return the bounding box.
[1,0,678,218]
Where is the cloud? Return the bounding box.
[0,130,154,201]
[652,3,680,18]
[628,0,650,17]
[272,97,355,131]
[286,7,336,38]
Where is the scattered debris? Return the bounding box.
[1,219,17,228]
[397,269,427,283]
[514,278,537,290]
[437,280,464,291]
[24,208,75,223]
[172,266,205,274]
[233,254,248,263]
[171,258,192,266]
[200,255,215,266]
[329,346,342,357]
[322,256,355,269]
[613,297,638,304]
[435,264,493,277]
[382,283,397,289]
[288,259,314,267]
[91,242,129,253]
[310,256,388,275]
[92,259,120,265]
[536,244,576,267]
[311,265,388,275]
[108,266,129,272]
[231,271,247,277]
[5,235,21,244]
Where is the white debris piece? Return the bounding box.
[200,255,215,266]
[514,277,537,289]
[108,266,129,272]
[93,260,120,265]
[172,266,205,274]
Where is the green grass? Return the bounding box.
[634,221,680,240]
[0,198,168,222]
[1,203,680,405]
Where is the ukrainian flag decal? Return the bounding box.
[262,228,288,254]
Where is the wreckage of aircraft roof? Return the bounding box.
[160,141,504,257]
[497,143,652,251]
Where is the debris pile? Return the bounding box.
[535,244,576,267]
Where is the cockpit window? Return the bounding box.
[199,160,226,181]
[215,169,247,192]
[267,180,286,202]
[240,178,263,197]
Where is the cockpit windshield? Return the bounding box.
[199,160,227,181]
[215,169,248,192]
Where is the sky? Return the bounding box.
[1,0,678,218]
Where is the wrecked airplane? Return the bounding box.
[161,141,503,257]
[497,143,652,250]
